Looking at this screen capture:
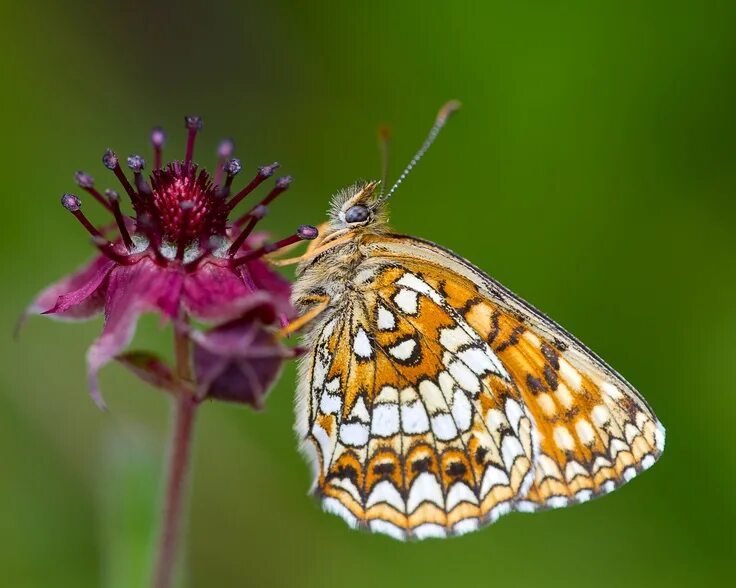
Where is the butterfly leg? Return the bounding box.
[267,221,333,266]
[277,294,331,338]
[269,232,354,267]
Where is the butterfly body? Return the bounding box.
[292,129,664,542]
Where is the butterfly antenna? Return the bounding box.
[382,99,461,202]
[378,124,391,198]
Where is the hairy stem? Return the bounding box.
[152,325,197,588]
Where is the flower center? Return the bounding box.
[63,115,318,271]
[150,163,224,245]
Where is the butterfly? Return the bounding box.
[284,101,665,540]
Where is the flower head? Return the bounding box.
[27,116,317,407]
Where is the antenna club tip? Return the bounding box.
[297,225,319,240]
[378,124,392,141]
[436,100,462,125]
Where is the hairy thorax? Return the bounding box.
[292,236,367,325]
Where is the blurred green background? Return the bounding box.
[1,1,734,586]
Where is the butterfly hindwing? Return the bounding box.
[297,262,537,539]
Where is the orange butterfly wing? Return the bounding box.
[294,233,664,539]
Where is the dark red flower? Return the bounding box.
[190,294,302,409]
[26,116,317,408]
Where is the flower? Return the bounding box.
[190,294,302,409]
[26,116,317,408]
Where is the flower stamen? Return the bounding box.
[218,158,241,199]
[105,189,134,250]
[91,235,134,264]
[74,171,113,212]
[226,162,279,212]
[230,224,318,267]
[184,116,203,169]
[103,149,141,209]
[214,138,235,186]
[228,204,267,257]
[61,193,107,241]
[234,175,292,227]
[151,127,166,170]
[127,155,152,196]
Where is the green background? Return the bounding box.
[1,1,734,586]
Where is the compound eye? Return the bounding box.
[344,204,370,223]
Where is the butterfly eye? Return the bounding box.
[344,204,370,224]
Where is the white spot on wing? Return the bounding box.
[439,326,473,352]
[418,380,444,411]
[322,497,358,528]
[400,398,430,434]
[546,496,569,509]
[457,346,495,375]
[413,523,446,540]
[350,396,370,423]
[407,472,444,513]
[431,412,458,441]
[501,436,524,470]
[369,519,406,541]
[320,393,341,415]
[353,328,373,358]
[396,273,442,303]
[591,404,610,427]
[609,438,629,458]
[451,388,472,432]
[553,426,575,451]
[480,466,509,496]
[393,288,419,314]
[641,454,656,469]
[452,517,479,535]
[389,338,417,361]
[559,358,583,390]
[447,360,481,394]
[504,398,524,434]
[446,482,478,510]
[376,385,399,403]
[371,403,400,436]
[377,305,396,330]
[575,419,596,446]
[339,422,369,447]
[366,480,405,511]
[311,423,333,474]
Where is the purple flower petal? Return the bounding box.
[27,255,115,321]
[191,297,294,408]
[243,258,292,304]
[86,261,175,408]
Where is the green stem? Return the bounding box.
[152,326,197,588]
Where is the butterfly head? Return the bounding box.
[327,180,389,234]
